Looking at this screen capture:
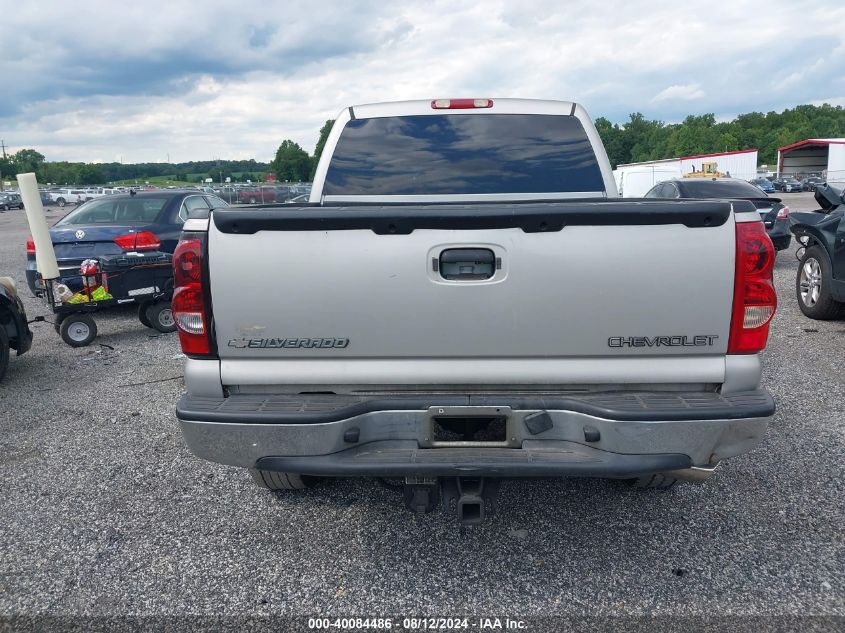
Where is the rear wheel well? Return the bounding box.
[0,305,20,350]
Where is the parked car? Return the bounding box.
[750,178,775,194]
[25,190,229,295]
[0,276,34,381]
[40,191,55,206]
[213,186,241,204]
[789,184,845,319]
[174,98,777,523]
[47,188,89,207]
[273,186,296,203]
[0,192,24,210]
[772,177,802,193]
[644,178,791,250]
[238,187,277,204]
[801,176,825,192]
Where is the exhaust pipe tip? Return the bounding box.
[665,465,718,483]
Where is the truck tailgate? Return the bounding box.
[207,200,739,387]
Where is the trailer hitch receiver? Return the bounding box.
[402,477,501,523]
[442,477,501,525]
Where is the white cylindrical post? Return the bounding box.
[17,172,60,280]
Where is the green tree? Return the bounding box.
[594,103,845,167]
[0,155,12,186]
[595,117,624,168]
[77,164,105,185]
[11,149,46,175]
[206,167,232,183]
[271,140,311,182]
[310,119,334,177]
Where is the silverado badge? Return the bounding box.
[227,337,349,349]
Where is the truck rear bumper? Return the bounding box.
[176,391,773,476]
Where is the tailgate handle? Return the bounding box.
[438,248,496,281]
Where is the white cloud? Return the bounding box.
[0,0,844,162]
[652,84,706,102]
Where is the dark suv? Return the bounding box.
[801,176,825,192]
[0,192,23,210]
[790,185,845,319]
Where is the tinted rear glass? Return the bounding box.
[323,114,604,195]
[56,197,168,225]
[680,180,767,198]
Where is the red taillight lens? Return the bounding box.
[26,236,36,255]
[114,231,161,251]
[172,235,214,356]
[728,221,777,354]
[431,98,493,109]
[776,205,789,220]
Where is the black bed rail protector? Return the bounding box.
[212,199,750,235]
[177,390,775,424]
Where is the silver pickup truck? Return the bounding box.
[174,98,777,522]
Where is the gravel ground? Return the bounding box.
[0,192,842,630]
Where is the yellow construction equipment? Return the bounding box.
[684,161,725,178]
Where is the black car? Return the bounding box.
[644,178,792,250]
[0,276,34,381]
[801,176,825,192]
[25,190,230,294]
[772,177,802,193]
[789,184,845,320]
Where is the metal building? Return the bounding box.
[614,149,759,197]
[777,139,845,188]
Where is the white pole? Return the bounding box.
[17,172,60,280]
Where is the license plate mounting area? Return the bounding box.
[421,406,517,448]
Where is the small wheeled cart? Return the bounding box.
[40,251,176,347]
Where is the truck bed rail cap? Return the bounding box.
[211,199,739,235]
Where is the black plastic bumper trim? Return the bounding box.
[177,389,775,425]
[255,442,692,477]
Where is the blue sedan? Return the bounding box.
[750,178,776,194]
[26,190,229,294]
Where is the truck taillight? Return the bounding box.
[26,236,36,255]
[114,231,161,251]
[431,98,493,109]
[172,233,214,357]
[776,205,789,220]
[728,221,777,354]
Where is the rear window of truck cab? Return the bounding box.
[323,114,604,196]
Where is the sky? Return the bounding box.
[1,0,844,164]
